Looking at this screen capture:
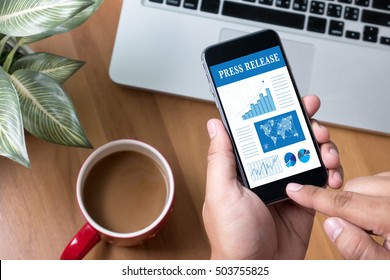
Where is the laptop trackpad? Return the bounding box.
[219,28,315,96]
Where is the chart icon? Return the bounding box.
[284,152,296,168]
[298,149,310,163]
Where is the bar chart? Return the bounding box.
[242,88,276,120]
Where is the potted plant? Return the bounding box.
[0,0,104,167]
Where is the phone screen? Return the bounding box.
[208,44,323,190]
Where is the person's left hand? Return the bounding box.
[203,95,343,259]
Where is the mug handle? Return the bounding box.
[60,223,101,260]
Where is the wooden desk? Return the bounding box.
[0,1,388,260]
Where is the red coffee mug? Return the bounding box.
[60,140,175,260]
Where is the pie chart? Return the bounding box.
[284,152,296,167]
[298,149,310,163]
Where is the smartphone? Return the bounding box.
[202,29,328,204]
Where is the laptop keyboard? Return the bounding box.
[146,0,390,47]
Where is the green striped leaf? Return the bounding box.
[10,69,92,148]
[47,0,103,33]
[0,0,94,37]
[18,0,103,45]
[10,52,85,84]
[0,66,29,167]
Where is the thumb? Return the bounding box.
[324,217,390,260]
[205,119,239,200]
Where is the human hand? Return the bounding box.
[203,95,343,259]
[287,172,390,259]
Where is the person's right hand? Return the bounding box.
[287,171,390,259]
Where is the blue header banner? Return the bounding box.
[210,46,285,87]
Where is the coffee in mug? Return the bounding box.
[83,151,167,233]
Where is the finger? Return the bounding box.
[301,95,343,188]
[344,174,390,197]
[301,95,329,145]
[206,119,242,201]
[319,141,343,189]
[320,141,340,170]
[324,217,390,260]
[301,95,320,118]
[376,171,390,177]
[286,184,390,235]
[327,165,344,189]
[311,120,330,144]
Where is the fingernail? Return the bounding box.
[207,120,217,139]
[333,171,343,184]
[324,217,343,242]
[286,183,304,192]
[330,148,339,157]
[312,121,321,129]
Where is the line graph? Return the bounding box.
[235,80,266,117]
[248,155,283,181]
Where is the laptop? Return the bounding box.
[109,0,390,135]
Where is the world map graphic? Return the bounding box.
[254,110,306,153]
